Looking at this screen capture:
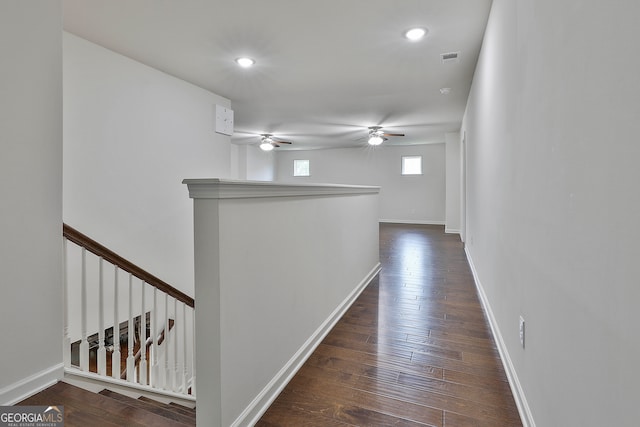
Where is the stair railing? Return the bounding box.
[63,224,196,397]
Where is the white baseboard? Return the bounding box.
[0,363,64,405]
[234,263,382,427]
[445,228,461,234]
[379,219,445,225]
[465,248,536,427]
[63,368,195,407]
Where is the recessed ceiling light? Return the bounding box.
[405,28,427,41]
[440,87,452,95]
[235,57,255,68]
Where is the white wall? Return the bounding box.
[0,1,63,403]
[445,132,461,233]
[275,144,446,224]
[230,144,242,180]
[246,145,276,181]
[63,33,233,295]
[462,1,640,426]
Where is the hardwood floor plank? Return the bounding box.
[324,330,464,362]
[405,332,498,354]
[396,372,518,411]
[314,343,444,380]
[99,390,195,425]
[306,351,517,414]
[442,369,511,391]
[352,376,521,425]
[265,388,434,427]
[444,410,523,427]
[306,353,401,384]
[293,362,520,425]
[257,402,356,427]
[410,351,509,380]
[282,371,444,426]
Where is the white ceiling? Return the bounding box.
[63,0,492,150]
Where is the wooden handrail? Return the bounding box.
[63,223,194,308]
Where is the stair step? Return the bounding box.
[18,382,194,426]
[100,390,195,424]
[138,396,196,420]
[169,401,197,418]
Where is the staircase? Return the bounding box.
[63,224,196,401]
[19,382,195,426]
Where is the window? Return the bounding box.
[293,159,310,177]
[401,156,422,175]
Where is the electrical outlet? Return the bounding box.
[519,316,525,348]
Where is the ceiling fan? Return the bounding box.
[259,134,292,151]
[367,126,405,146]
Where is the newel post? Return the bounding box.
[187,186,223,427]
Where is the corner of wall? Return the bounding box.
[0,364,64,406]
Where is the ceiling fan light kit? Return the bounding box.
[367,126,405,146]
[368,135,384,146]
[260,141,275,151]
[258,134,292,151]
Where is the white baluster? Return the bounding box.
[79,248,89,371]
[172,297,179,392]
[150,287,158,388]
[126,274,135,381]
[139,282,147,386]
[191,307,196,396]
[182,302,188,394]
[97,257,106,376]
[63,238,71,368]
[112,266,120,379]
[164,292,170,390]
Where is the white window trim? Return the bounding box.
[293,159,310,177]
[401,155,423,175]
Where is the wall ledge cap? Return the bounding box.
[183,178,380,199]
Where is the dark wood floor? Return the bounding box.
[19,382,195,427]
[257,224,523,427]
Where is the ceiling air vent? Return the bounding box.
[441,52,460,64]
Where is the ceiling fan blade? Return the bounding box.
[382,133,405,137]
[275,140,292,144]
[272,143,281,147]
